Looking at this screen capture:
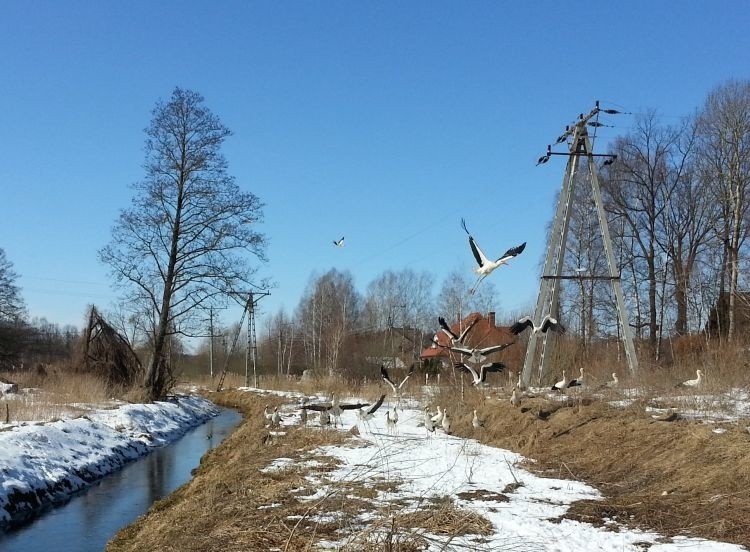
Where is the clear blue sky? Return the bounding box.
[1,2,748,333]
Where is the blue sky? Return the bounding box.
[1,2,748,333]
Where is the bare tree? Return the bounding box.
[265,308,295,376]
[0,248,25,322]
[0,248,27,369]
[659,116,719,334]
[99,88,266,399]
[296,269,360,375]
[435,269,498,322]
[603,111,683,351]
[696,80,750,340]
[362,269,434,332]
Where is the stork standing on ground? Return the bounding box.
[454,361,506,386]
[431,406,444,425]
[677,369,704,388]
[423,407,435,432]
[299,397,309,425]
[510,387,521,407]
[606,372,619,388]
[510,314,566,336]
[461,218,526,294]
[567,367,585,388]
[264,405,274,427]
[271,407,282,428]
[386,409,398,433]
[441,409,452,434]
[472,409,486,429]
[551,370,569,391]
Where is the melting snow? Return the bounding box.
[258,391,746,552]
[0,394,219,527]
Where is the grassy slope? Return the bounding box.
[105,386,750,550]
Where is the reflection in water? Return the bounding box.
[0,408,241,552]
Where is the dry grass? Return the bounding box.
[445,387,750,546]
[0,369,116,423]
[7,339,750,547]
[106,389,498,552]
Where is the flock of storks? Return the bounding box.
[303,213,706,435]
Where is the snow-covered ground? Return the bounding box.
[250,388,746,552]
[0,394,219,527]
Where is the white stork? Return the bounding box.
[357,394,386,422]
[423,407,435,432]
[449,341,514,364]
[271,407,282,428]
[441,409,452,434]
[606,372,619,388]
[551,370,569,391]
[472,409,486,429]
[677,369,704,388]
[510,387,521,407]
[333,236,345,247]
[381,364,415,394]
[461,218,526,294]
[438,315,478,346]
[454,361,506,386]
[386,409,398,433]
[305,395,372,426]
[510,314,566,336]
[567,367,585,388]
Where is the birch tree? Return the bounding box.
[696,80,750,340]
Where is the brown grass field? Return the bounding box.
[101,371,750,551]
[3,341,750,550]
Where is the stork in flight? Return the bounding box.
[510,314,566,336]
[461,218,526,294]
[333,236,345,247]
[380,364,415,394]
[449,340,514,364]
[454,361,506,386]
[357,394,386,422]
[305,394,372,426]
[438,316,478,346]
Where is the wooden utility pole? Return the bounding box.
[521,104,638,387]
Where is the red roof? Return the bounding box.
[419,312,515,361]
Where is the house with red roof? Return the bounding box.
[420,311,517,368]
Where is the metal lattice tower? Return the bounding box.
[245,291,270,388]
[215,289,270,392]
[521,105,638,387]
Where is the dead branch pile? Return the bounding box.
[76,306,143,389]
